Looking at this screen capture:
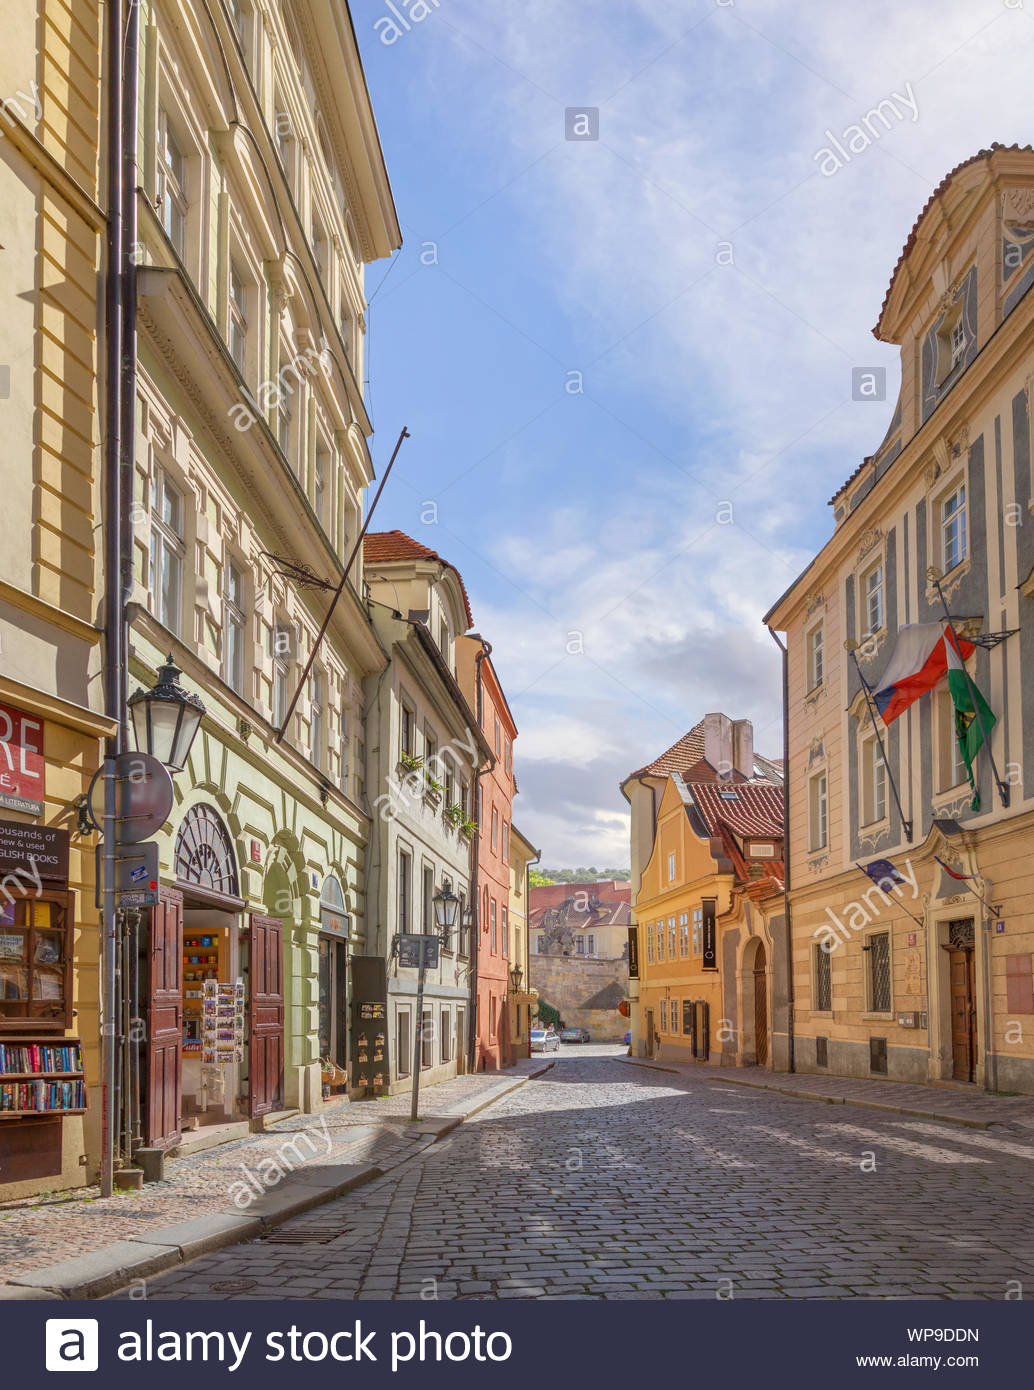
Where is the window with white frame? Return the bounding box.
[271,624,291,729]
[314,443,330,530]
[860,732,887,825]
[950,318,966,370]
[574,934,584,955]
[491,806,499,852]
[157,109,187,257]
[490,898,497,953]
[655,921,665,962]
[667,851,676,882]
[338,710,349,794]
[941,483,967,572]
[310,669,324,767]
[692,907,702,956]
[228,262,248,375]
[862,561,884,636]
[586,932,595,956]
[502,907,508,958]
[679,912,689,958]
[807,623,824,691]
[809,771,828,851]
[224,559,246,695]
[646,925,654,964]
[149,466,184,633]
[659,997,668,1033]
[668,916,677,957]
[502,822,509,863]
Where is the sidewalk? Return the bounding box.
[620,1054,1034,1130]
[0,1060,551,1300]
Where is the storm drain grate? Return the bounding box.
[262,1219,351,1245]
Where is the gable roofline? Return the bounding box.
[364,529,474,628]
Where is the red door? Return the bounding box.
[249,913,284,1117]
[147,886,183,1148]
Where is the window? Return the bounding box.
[655,921,665,962]
[228,262,248,374]
[807,624,824,691]
[224,560,246,695]
[679,913,689,958]
[458,891,469,956]
[490,899,497,954]
[149,466,184,633]
[158,109,187,256]
[669,1000,678,1033]
[491,807,499,852]
[277,393,292,467]
[809,772,828,851]
[936,688,968,791]
[424,731,438,781]
[860,734,886,826]
[439,617,449,657]
[502,822,509,863]
[692,907,702,956]
[815,943,832,1012]
[0,893,74,1031]
[646,924,654,964]
[659,997,668,1033]
[271,625,290,729]
[312,219,326,278]
[667,852,676,882]
[398,849,411,932]
[338,711,350,794]
[310,670,324,767]
[586,932,595,957]
[668,916,677,957]
[574,934,584,955]
[314,444,329,529]
[950,318,966,370]
[396,1009,411,1077]
[422,864,434,935]
[494,718,502,757]
[421,1009,433,1068]
[538,935,547,954]
[505,740,512,777]
[867,931,891,1013]
[862,562,884,636]
[502,907,508,958]
[440,1009,451,1063]
[400,705,414,757]
[443,758,455,807]
[942,484,967,572]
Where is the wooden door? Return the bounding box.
[249,913,284,1117]
[950,949,976,1082]
[645,1009,656,1057]
[147,886,183,1148]
[754,941,769,1067]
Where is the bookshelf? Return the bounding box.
[182,929,225,1055]
[0,1037,87,1117]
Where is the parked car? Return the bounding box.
[560,1028,590,1043]
[530,1027,560,1053]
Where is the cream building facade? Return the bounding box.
[766,144,1034,1095]
[0,2,110,1199]
[507,824,538,1061]
[123,0,400,1146]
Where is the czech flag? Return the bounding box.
[871,623,975,724]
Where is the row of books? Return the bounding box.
[0,1079,86,1112]
[0,1042,83,1076]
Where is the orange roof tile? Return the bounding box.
[364,530,474,628]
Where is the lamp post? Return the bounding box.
[409,879,460,1121]
[127,654,206,771]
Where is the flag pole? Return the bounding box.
[853,863,925,929]
[845,642,913,842]
[934,857,1001,919]
[926,570,1008,808]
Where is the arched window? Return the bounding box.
[174,804,239,896]
[320,875,345,910]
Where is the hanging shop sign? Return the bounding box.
[0,818,69,883]
[627,926,639,978]
[0,702,45,816]
[702,898,717,971]
[397,933,440,970]
[350,955,388,1091]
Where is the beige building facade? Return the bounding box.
[766,144,1034,1095]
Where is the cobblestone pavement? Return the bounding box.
[142,1046,1034,1301]
[0,1068,527,1281]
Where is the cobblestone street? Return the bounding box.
[143,1047,1034,1301]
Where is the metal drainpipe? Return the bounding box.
[100,0,125,1199]
[767,625,794,1074]
[525,846,540,1057]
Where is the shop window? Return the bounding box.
[0,893,75,1033]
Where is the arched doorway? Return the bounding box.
[752,939,769,1067]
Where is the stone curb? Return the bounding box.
[619,1056,993,1129]
[1,1063,556,1302]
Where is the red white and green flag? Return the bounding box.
[945,635,995,810]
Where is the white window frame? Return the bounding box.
[941,482,967,573]
[862,561,884,637]
[807,623,824,692]
[809,771,828,851]
[228,261,248,376]
[310,668,325,768]
[149,465,184,634]
[860,731,887,827]
[667,851,676,882]
[157,107,187,258]
[224,559,246,695]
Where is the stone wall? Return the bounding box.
[529,955,629,1041]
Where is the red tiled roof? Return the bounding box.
[530,881,630,912]
[363,530,474,628]
[626,723,706,780]
[688,781,784,840]
[874,144,1034,340]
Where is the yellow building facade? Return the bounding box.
[766,144,1034,1095]
[0,1,108,1198]
[508,824,538,1061]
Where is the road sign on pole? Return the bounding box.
[87,751,174,843]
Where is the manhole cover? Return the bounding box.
[210,1279,257,1293]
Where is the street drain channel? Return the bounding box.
[262,1219,351,1244]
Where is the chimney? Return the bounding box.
[732,718,755,779]
[702,712,733,779]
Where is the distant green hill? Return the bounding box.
[530,867,631,886]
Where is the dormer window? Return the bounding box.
[935,304,966,385]
[719,789,739,802]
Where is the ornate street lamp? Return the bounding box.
[509,964,523,992]
[432,878,460,935]
[127,653,206,772]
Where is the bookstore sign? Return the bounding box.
[0,700,45,816]
[0,818,69,885]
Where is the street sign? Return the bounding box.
[87,752,174,843]
[398,934,440,970]
[95,841,160,908]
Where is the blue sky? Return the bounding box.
[349,0,1034,865]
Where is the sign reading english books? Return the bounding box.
[0,818,69,882]
[0,700,45,816]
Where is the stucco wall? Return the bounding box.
[529,955,629,1040]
